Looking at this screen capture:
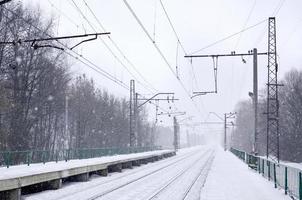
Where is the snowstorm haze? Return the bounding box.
[12,0,299,148]
[1,0,302,200]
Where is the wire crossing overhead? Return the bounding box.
[0,0,11,5]
[159,0,199,90]
[68,0,157,94]
[189,19,268,55]
[2,6,130,91]
[82,0,158,93]
[123,0,207,118]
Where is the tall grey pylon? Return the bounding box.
[266,17,280,163]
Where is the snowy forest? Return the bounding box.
[0,3,161,152]
[232,69,302,162]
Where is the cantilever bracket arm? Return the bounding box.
[0,0,12,5]
[191,91,216,99]
[31,40,64,51]
[137,93,175,108]
[70,34,98,50]
[157,111,186,117]
[0,32,110,50]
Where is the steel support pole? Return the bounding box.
[224,113,227,151]
[253,48,258,154]
[129,80,136,147]
[173,116,178,151]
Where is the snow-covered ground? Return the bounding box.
[24,146,211,200]
[8,145,294,200]
[0,149,173,180]
[200,147,291,200]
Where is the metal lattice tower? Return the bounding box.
[266,17,280,163]
[130,80,136,147]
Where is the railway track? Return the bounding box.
[87,148,213,200]
[146,150,215,200]
[48,147,208,200]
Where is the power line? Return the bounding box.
[47,0,154,92]
[47,0,79,29]
[272,0,286,16]
[253,0,286,47]
[233,0,257,109]
[158,0,199,90]
[2,6,130,91]
[69,0,156,94]
[3,5,175,125]
[234,0,257,50]
[53,0,175,116]
[82,0,158,93]
[123,0,207,119]
[189,18,268,55]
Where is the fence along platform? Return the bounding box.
[231,148,302,200]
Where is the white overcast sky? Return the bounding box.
[20,0,302,133]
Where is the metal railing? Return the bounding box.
[0,146,163,168]
[231,147,302,200]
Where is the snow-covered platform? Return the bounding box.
[0,149,175,200]
[200,148,291,200]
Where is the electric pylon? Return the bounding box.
[266,17,281,163]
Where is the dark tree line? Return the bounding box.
[232,69,302,162]
[0,3,157,152]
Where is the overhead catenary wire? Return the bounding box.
[67,3,165,121]
[69,0,157,94]
[230,0,257,113]
[159,0,199,91]
[82,0,158,93]
[122,0,208,119]
[3,4,173,120]
[253,0,286,47]
[49,1,173,115]
[189,18,268,55]
[47,0,79,29]
[2,6,130,91]
[152,0,157,42]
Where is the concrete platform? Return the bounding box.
[0,150,175,200]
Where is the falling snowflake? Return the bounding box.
[15,56,22,65]
[47,95,54,101]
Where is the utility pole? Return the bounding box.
[224,114,227,151]
[173,116,178,151]
[136,92,179,123]
[129,80,136,147]
[224,112,236,151]
[185,49,265,154]
[134,90,179,147]
[158,111,185,151]
[185,17,281,160]
[253,48,258,154]
[65,94,69,149]
[134,93,138,146]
